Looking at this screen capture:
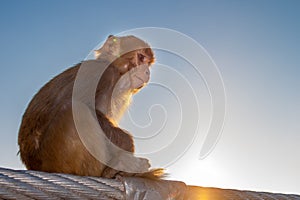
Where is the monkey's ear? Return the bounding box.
[94,49,101,59]
[94,35,121,60]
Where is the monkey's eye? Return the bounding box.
[138,53,145,63]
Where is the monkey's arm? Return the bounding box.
[95,110,164,179]
[96,110,134,152]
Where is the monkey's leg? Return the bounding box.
[95,110,150,178]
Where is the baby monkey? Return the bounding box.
[18,35,163,179]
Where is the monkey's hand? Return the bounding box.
[113,154,150,173]
[102,155,150,178]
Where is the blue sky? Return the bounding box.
[0,0,299,194]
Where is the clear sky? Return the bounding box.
[0,0,299,195]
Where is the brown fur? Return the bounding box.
[18,35,163,178]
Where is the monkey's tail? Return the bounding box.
[135,168,167,180]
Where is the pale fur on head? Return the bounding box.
[94,35,121,61]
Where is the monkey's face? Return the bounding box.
[115,48,154,93]
[95,35,155,92]
[113,39,155,92]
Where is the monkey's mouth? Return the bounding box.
[135,75,148,89]
[136,82,146,90]
[137,85,144,89]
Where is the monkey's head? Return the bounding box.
[95,35,155,92]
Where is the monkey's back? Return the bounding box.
[18,64,82,170]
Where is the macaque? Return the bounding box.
[18,35,163,179]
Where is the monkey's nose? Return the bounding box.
[145,68,150,75]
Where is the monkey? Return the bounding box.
[18,35,164,179]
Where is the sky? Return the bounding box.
[0,0,300,195]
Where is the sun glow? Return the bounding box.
[168,154,227,189]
